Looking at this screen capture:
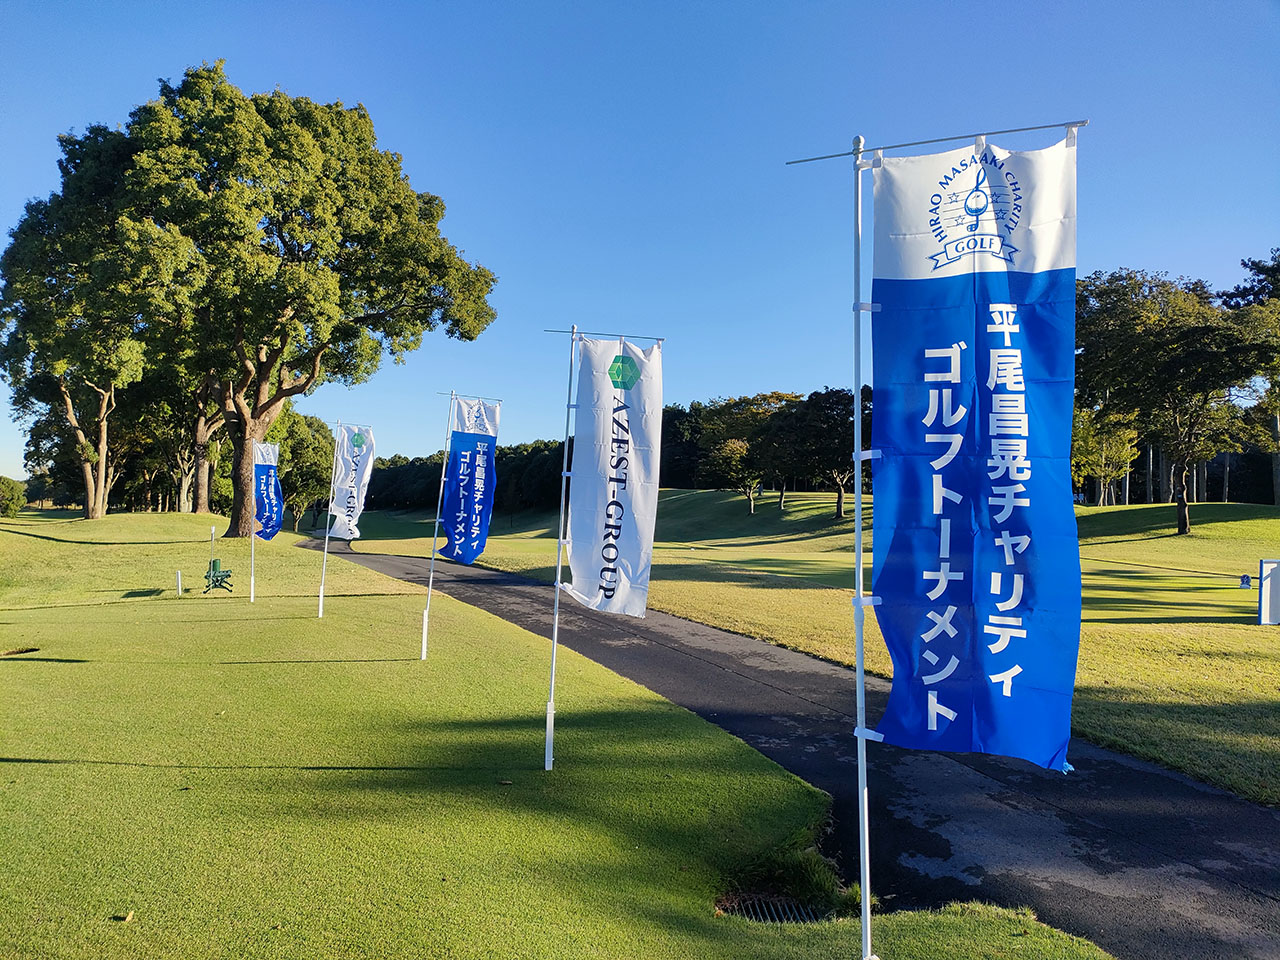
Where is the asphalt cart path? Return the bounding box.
[309,540,1280,960]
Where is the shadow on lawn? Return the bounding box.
[0,527,203,547]
[1081,593,1256,626]
[0,705,833,940]
[1072,683,1280,807]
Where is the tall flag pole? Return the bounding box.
[251,440,283,604]
[318,421,341,619]
[423,392,502,657]
[423,392,456,659]
[545,325,579,772]
[850,134,881,960]
[544,326,665,770]
[318,422,375,618]
[788,120,1086,960]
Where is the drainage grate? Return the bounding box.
[716,894,826,924]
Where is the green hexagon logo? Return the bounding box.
[608,355,640,390]
[351,432,366,449]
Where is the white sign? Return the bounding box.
[1262,560,1280,626]
[564,338,663,617]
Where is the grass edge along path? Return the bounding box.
[350,494,1280,808]
[0,511,1112,959]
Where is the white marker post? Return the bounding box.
[176,570,182,597]
[250,516,256,603]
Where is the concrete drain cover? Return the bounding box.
[716,894,826,924]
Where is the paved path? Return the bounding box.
[318,542,1280,959]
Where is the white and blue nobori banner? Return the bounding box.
[438,397,500,564]
[565,338,663,618]
[329,425,375,540]
[253,441,284,541]
[870,136,1082,771]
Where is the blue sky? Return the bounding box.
[1,0,1277,478]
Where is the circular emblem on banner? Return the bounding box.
[351,432,366,449]
[924,151,1024,271]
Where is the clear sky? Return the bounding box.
[1,0,1277,478]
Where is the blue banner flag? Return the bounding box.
[253,441,284,541]
[870,135,1082,771]
[438,398,500,564]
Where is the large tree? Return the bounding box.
[781,386,873,519]
[1220,248,1280,505]
[0,126,192,518]
[1076,269,1280,533]
[123,62,496,535]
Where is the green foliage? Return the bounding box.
[266,407,334,530]
[1076,268,1280,531]
[0,476,25,518]
[703,438,762,513]
[1071,408,1139,500]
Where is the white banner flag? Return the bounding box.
[451,396,500,436]
[329,425,375,540]
[564,338,663,617]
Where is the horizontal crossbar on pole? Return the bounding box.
[543,328,666,342]
[785,119,1089,165]
[435,391,503,402]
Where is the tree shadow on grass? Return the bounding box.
[1071,683,1280,807]
[1,706,841,952]
[0,527,206,547]
[1081,593,1257,625]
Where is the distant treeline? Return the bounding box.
[368,387,874,517]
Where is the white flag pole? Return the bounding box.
[545,323,578,771]
[852,134,882,960]
[422,392,456,659]
[318,421,341,619]
[250,519,256,603]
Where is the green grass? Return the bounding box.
[0,511,1111,959]
[352,492,1280,806]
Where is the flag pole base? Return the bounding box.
[544,702,555,771]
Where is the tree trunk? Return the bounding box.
[1146,445,1154,503]
[835,484,846,519]
[1123,469,1130,506]
[1198,462,1208,505]
[225,417,274,536]
[777,480,786,510]
[78,461,95,520]
[746,488,755,515]
[1161,453,1173,503]
[1173,459,1191,534]
[192,412,223,514]
[1223,452,1230,503]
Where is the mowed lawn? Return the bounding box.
[0,512,1111,960]
[353,492,1280,807]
